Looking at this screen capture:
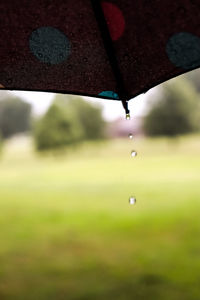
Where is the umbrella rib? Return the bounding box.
[90,0,130,113]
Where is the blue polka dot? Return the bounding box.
[98,91,119,99]
[166,32,200,70]
[29,26,71,65]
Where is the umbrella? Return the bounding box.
[1,0,200,115]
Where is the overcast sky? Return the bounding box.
[10,88,158,121]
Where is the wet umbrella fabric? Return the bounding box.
[1,0,200,109]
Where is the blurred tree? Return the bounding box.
[34,95,106,151]
[34,101,83,151]
[0,95,31,139]
[54,95,106,140]
[34,95,104,150]
[143,78,200,136]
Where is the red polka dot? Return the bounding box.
[101,2,125,41]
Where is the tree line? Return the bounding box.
[0,71,200,152]
[0,93,106,152]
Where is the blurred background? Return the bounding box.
[0,69,200,299]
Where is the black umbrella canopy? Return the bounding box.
[1,0,200,113]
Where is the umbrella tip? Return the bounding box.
[122,100,130,118]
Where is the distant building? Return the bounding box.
[106,116,144,138]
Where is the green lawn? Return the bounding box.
[0,136,200,300]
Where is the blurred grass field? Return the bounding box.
[0,135,200,300]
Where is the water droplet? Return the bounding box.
[129,133,133,139]
[131,150,137,157]
[126,113,130,120]
[129,197,136,205]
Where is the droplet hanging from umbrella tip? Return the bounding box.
[129,197,136,205]
[121,99,130,120]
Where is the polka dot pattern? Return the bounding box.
[1,1,200,101]
[166,32,200,70]
[98,91,119,99]
[101,2,125,41]
[29,26,71,65]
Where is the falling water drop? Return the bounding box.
[129,197,136,205]
[131,150,137,157]
[123,103,138,205]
